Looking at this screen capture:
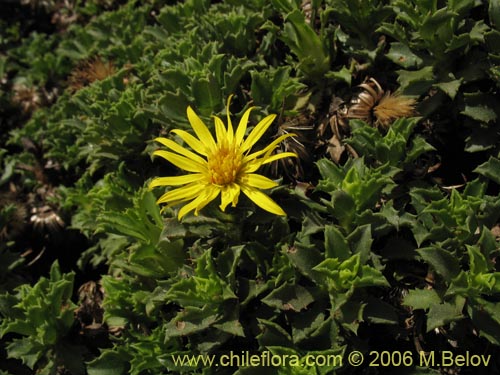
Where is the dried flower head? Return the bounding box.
[11,84,43,114]
[30,204,65,233]
[149,96,297,219]
[348,78,416,128]
[373,93,417,128]
[272,113,315,181]
[68,56,116,91]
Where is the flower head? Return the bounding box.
[68,56,115,92]
[150,97,297,219]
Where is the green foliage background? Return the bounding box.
[1,0,500,374]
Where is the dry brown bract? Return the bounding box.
[11,84,43,114]
[30,204,65,232]
[272,113,315,181]
[348,78,417,128]
[68,56,116,92]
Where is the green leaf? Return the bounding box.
[465,126,499,152]
[434,78,462,99]
[324,225,350,260]
[477,225,498,259]
[213,319,245,337]
[316,158,345,189]
[0,159,15,187]
[286,241,324,283]
[386,42,423,69]
[291,302,334,346]
[262,283,315,312]
[324,66,352,85]
[489,0,500,30]
[397,66,434,95]
[87,349,128,375]
[426,297,465,332]
[417,247,461,283]
[155,239,186,274]
[420,7,457,40]
[165,305,220,338]
[461,103,497,123]
[192,74,223,113]
[216,245,244,289]
[466,245,491,274]
[347,224,372,264]
[329,191,356,229]
[257,319,293,347]
[403,289,442,310]
[271,0,299,14]
[474,157,500,184]
[468,299,500,345]
[461,92,499,123]
[6,338,43,369]
[280,9,330,80]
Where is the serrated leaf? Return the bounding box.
[165,305,220,338]
[434,79,462,99]
[468,299,500,345]
[421,7,457,39]
[474,156,500,184]
[291,302,333,345]
[403,289,441,310]
[324,66,352,85]
[386,42,423,68]
[316,158,345,187]
[329,190,356,229]
[417,247,461,283]
[213,320,245,337]
[465,126,499,152]
[155,239,186,274]
[286,241,324,283]
[397,66,434,95]
[262,283,315,312]
[6,338,43,369]
[426,299,464,332]
[466,245,491,274]
[87,350,128,375]
[257,318,293,347]
[347,224,372,264]
[461,103,497,122]
[324,225,350,260]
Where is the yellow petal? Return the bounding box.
[260,152,298,165]
[220,183,241,211]
[187,106,216,150]
[178,185,220,219]
[156,182,204,204]
[241,114,277,152]
[149,174,204,188]
[170,129,208,156]
[241,152,296,174]
[213,115,227,144]
[226,94,234,143]
[153,150,206,173]
[154,137,206,165]
[241,185,286,216]
[243,133,296,162]
[239,174,278,189]
[241,158,264,174]
[235,106,255,145]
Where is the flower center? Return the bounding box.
[207,144,242,185]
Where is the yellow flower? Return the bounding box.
[149,97,297,219]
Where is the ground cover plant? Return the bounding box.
[1,0,500,374]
